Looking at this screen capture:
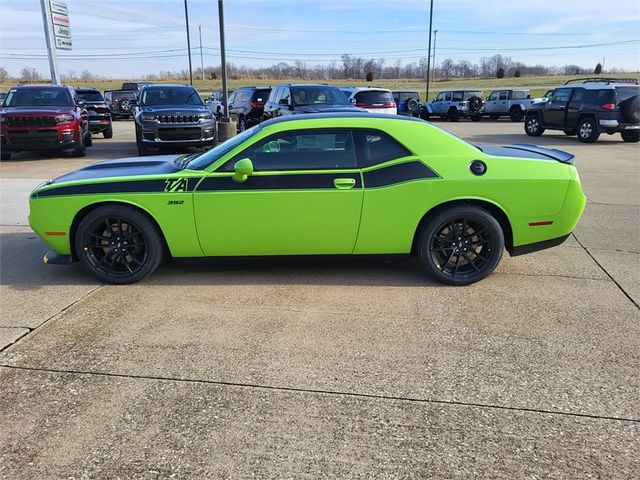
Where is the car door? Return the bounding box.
[277,87,292,117]
[193,128,364,256]
[543,88,573,127]
[431,92,445,114]
[484,91,499,113]
[498,90,509,112]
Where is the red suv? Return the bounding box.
[0,85,92,160]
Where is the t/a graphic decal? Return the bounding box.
[165,178,189,193]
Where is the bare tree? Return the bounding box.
[20,67,41,82]
[0,67,9,82]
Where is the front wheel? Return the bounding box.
[71,135,86,157]
[524,115,544,137]
[577,117,600,143]
[417,205,504,286]
[621,130,640,142]
[75,205,164,284]
[103,126,113,139]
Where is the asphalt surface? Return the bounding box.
[1,119,638,479]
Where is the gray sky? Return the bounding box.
[1,0,639,78]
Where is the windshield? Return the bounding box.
[187,125,260,170]
[140,87,203,107]
[291,87,350,106]
[3,88,73,107]
[77,91,104,102]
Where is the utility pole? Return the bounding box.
[199,25,205,81]
[217,0,236,140]
[425,0,434,102]
[602,56,606,73]
[40,0,60,84]
[432,29,438,84]
[184,0,193,85]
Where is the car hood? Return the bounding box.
[1,106,73,115]
[48,155,182,185]
[139,106,209,114]
[293,105,364,113]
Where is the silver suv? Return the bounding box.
[425,89,484,122]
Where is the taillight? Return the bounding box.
[250,101,264,108]
[602,103,616,110]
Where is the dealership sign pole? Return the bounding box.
[40,0,72,85]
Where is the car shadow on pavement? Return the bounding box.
[1,230,438,288]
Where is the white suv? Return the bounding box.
[339,87,397,115]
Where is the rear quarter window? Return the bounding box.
[359,130,411,168]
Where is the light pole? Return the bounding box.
[432,29,438,84]
[184,0,193,85]
[425,0,434,102]
[199,25,205,81]
[217,0,236,140]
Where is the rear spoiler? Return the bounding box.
[503,144,575,164]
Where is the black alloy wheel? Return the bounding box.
[524,114,544,136]
[76,205,163,284]
[577,117,600,143]
[418,206,504,285]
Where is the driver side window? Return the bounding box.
[223,130,357,172]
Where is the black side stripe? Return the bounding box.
[36,179,194,198]
[197,173,362,191]
[363,161,439,188]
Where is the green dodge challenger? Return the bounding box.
[29,113,586,285]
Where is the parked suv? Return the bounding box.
[525,78,640,143]
[0,84,92,160]
[340,87,397,115]
[425,89,484,121]
[134,84,215,156]
[76,88,113,138]
[228,87,271,131]
[482,89,539,121]
[263,84,362,120]
[105,90,138,118]
[391,90,421,116]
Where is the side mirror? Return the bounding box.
[77,100,86,107]
[278,98,290,106]
[350,97,356,104]
[232,158,253,183]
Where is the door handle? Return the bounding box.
[333,178,356,190]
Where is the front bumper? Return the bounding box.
[1,129,79,151]
[137,119,216,146]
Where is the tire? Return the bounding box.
[137,140,150,156]
[447,108,460,122]
[577,117,600,143]
[417,205,504,286]
[75,204,164,284]
[103,126,113,139]
[563,129,576,136]
[621,130,640,142]
[524,114,544,137]
[84,130,93,147]
[118,99,132,113]
[509,107,523,122]
[238,116,246,132]
[621,95,639,123]
[470,115,481,122]
[407,99,418,112]
[1,151,11,161]
[468,96,483,114]
[71,134,86,157]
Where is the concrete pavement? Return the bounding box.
[1,119,638,478]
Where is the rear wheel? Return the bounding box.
[447,108,460,122]
[577,117,600,143]
[103,126,113,139]
[509,107,523,122]
[621,130,640,142]
[75,205,164,284]
[524,114,544,136]
[417,205,504,286]
[238,116,246,132]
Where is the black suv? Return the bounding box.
[104,90,138,118]
[75,88,113,138]
[525,78,640,143]
[263,84,362,120]
[228,87,271,131]
[134,84,215,156]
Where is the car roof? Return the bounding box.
[391,90,420,93]
[563,82,640,90]
[274,83,335,88]
[261,112,424,128]
[141,84,194,89]
[351,87,392,93]
[76,88,100,92]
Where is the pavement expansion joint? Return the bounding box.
[572,233,639,310]
[0,284,104,353]
[2,364,639,425]
[494,271,609,281]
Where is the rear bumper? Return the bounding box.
[43,250,75,265]
[510,234,571,256]
[89,118,112,132]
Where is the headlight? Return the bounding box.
[55,114,73,122]
[0,116,6,123]
[199,113,213,120]
[140,113,157,121]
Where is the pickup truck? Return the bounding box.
[482,89,539,121]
